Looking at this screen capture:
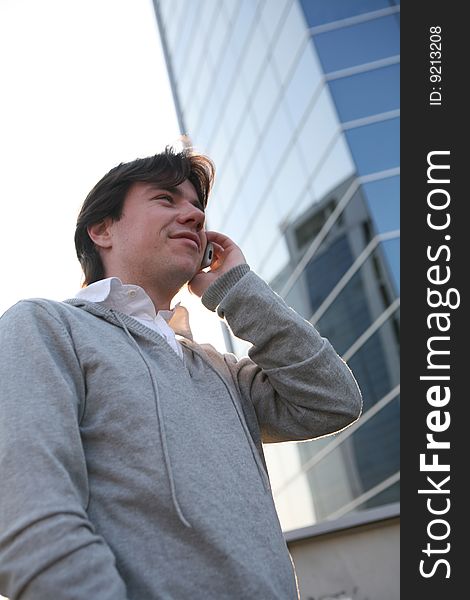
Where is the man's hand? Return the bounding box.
[188,231,246,297]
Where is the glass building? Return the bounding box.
[153,0,400,534]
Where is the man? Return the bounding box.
[0,147,361,599]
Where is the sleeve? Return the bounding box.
[0,301,128,600]
[202,268,362,443]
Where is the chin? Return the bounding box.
[171,257,201,283]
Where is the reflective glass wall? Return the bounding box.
[154,0,400,532]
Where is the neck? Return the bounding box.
[106,271,184,312]
[143,286,175,312]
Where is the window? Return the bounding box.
[251,61,280,133]
[271,0,308,81]
[345,117,399,175]
[220,153,267,238]
[231,110,259,177]
[171,1,200,77]
[259,0,290,38]
[313,14,400,73]
[307,134,355,210]
[283,41,323,129]
[229,0,260,59]
[220,85,248,147]
[259,103,293,179]
[270,142,311,227]
[300,0,399,28]
[297,396,399,522]
[362,175,400,234]
[380,237,400,294]
[240,29,268,94]
[329,63,400,122]
[296,85,342,179]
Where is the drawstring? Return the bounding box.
[111,310,192,528]
[182,341,271,493]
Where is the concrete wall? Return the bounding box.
[286,506,399,600]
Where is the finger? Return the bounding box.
[210,242,225,257]
[205,230,234,248]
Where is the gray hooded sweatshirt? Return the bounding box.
[0,267,362,599]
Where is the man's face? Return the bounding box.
[104,179,207,290]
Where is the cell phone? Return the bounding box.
[200,242,214,269]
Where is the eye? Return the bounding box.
[153,194,174,204]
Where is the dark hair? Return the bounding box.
[75,146,215,286]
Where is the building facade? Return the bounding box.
[153,0,399,594]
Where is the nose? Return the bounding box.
[176,201,205,232]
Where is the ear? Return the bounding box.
[87,218,114,250]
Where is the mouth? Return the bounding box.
[170,232,201,251]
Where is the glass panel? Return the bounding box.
[182,86,201,134]
[313,14,400,73]
[246,192,284,257]
[178,2,213,105]
[222,153,268,238]
[196,81,225,150]
[222,0,241,24]
[212,46,239,123]
[244,183,295,280]
[180,58,199,111]
[268,386,399,530]
[165,1,189,49]
[207,120,230,168]
[205,176,224,231]
[237,229,263,273]
[251,61,279,133]
[182,2,220,106]
[264,441,317,532]
[191,53,215,139]
[259,0,290,37]
[229,0,261,60]
[362,175,400,234]
[268,234,399,529]
[299,0,398,28]
[209,158,241,226]
[283,41,323,129]
[206,9,229,73]
[357,480,400,511]
[240,29,268,95]
[202,0,261,143]
[275,196,399,350]
[269,143,310,227]
[259,236,291,284]
[194,105,220,156]
[296,84,342,179]
[379,237,400,295]
[318,302,399,428]
[294,126,356,223]
[345,117,399,175]
[329,63,400,122]
[222,80,248,146]
[231,111,259,178]
[157,0,174,24]
[267,187,351,318]
[315,255,394,356]
[259,104,293,180]
[295,396,399,524]
[311,133,356,202]
[171,1,200,76]
[271,0,307,81]
[300,233,357,328]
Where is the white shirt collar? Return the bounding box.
[75,277,178,323]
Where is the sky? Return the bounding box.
[0,0,226,349]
